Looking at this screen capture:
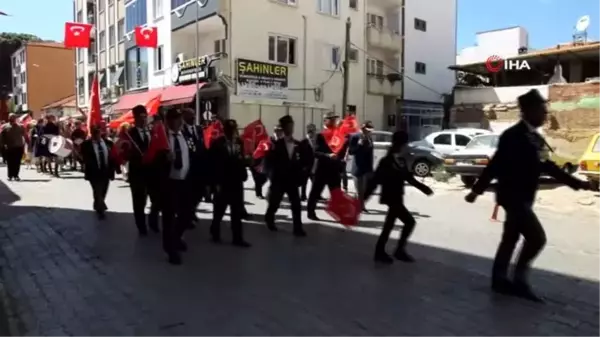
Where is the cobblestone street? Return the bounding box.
[0,167,598,335]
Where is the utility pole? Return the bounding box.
[341,17,351,118]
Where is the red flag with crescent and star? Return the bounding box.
[134,26,158,48]
[321,115,359,154]
[64,22,93,48]
[326,188,361,227]
[241,119,268,156]
[204,120,224,148]
[87,75,102,138]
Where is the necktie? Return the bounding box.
[141,129,148,146]
[173,134,183,170]
[190,126,197,142]
[97,142,106,170]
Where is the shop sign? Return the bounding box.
[236,59,288,100]
[171,55,209,84]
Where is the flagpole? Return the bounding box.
[94,0,100,82]
[194,0,200,125]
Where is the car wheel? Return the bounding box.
[562,163,575,174]
[460,176,477,187]
[412,159,431,177]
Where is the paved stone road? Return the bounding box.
[0,167,598,335]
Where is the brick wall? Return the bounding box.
[547,82,599,130]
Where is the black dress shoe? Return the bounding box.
[14,176,20,181]
[149,224,160,233]
[138,230,149,237]
[374,252,394,264]
[177,241,188,252]
[266,224,278,232]
[307,213,320,221]
[491,278,515,296]
[300,195,307,202]
[293,229,307,237]
[512,281,545,303]
[96,211,106,220]
[232,240,251,248]
[168,253,182,265]
[393,249,415,263]
[210,235,222,244]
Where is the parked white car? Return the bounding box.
[424,128,492,156]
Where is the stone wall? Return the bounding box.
[547,82,599,130]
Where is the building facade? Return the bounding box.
[11,42,76,117]
[73,0,126,110]
[97,0,455,136]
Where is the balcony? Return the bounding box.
[367,74,402,96]
[366,25,401,52]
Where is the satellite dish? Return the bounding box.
[575,15,590,32]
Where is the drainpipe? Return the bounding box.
[398,0,406,131]
[302,15,307,128]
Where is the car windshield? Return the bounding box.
[593,136,600,153]
[465,135,499,149]
[409,140,433,149]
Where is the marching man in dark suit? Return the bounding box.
[161,108,194,265]
[209,119,250,248]
[81,124,116,220]
[465,89,593,302]
[264,115,306,237]
[181,108,206,227]
[127,105,159,236]
[307,112,348,221]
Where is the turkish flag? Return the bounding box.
[252,139,271,159]
[87,75,102,137]
[64,22,93,48]
[143,120,169,164]
[321,127,345,154]
[326,188,361,227]
[338,115,360,135]
[203,120,224,148]
[134,26,158,48]
[241,120,268,156]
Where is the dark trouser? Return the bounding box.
[376,203,416,254]
[89,179,109,213]
[250,167,267,198]
[211,183,245,242]
[162,179,192,254]
[129,177,149,234]
[300,173,312,199]
[265,181,303,231]
[492,204,547,284]
[341,170,348,191]
[5,147,24,179]
[307,166,341,215]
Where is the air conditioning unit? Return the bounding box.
[101,88,111,99]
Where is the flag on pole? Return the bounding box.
[87,75,102,137]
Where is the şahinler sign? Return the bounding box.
[236,59,288,99]
[171,55,209,84]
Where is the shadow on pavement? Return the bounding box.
[0,181,597,335]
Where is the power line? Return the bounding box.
[350,42,445,97]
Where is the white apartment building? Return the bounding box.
[110,0,456,137]
[74,0,126,110]
[11,49,27,110]
[456,26,529,65]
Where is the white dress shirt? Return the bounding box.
[93,139,108,169]
[169,131,190,180]
[137,127,150,144]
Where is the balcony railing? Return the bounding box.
[366,24,401,52]
[366,73,402,96]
